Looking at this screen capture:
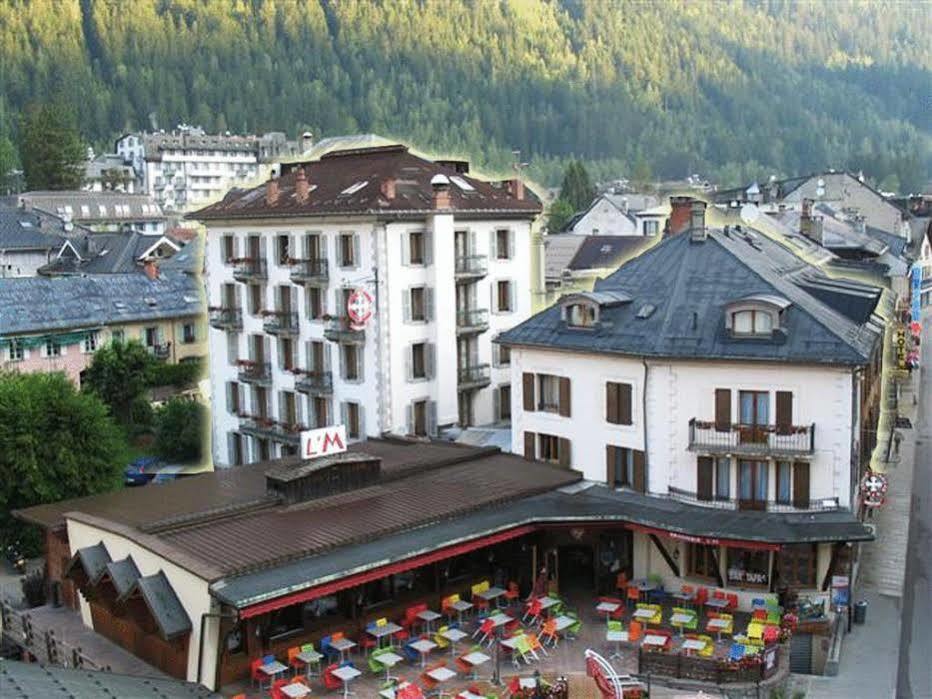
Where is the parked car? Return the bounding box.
[124,457,213,486]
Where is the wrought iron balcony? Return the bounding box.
[262,310,300,336]
[324,317,365,344]
[687,419,816,457]
[456,308,489,334]
[289,258,329,284]
[458,363,491,390]
[666,486,840,513]
[208,307,243,331]
[294,370,333,395]
[236,360,272,385]
[455,254,488,280]
[149,343,170,360]
[232,258,268,282]
[239,416,304,446]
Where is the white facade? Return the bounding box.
[568,195,638,236]
[0,248,53,277]
[205,214,533,467]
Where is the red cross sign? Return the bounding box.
[346,288,374,330]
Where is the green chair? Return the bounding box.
[367,648,387,675]
[607,619,623,632]
[566,611,583,639]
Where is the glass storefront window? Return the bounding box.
[727,548,770,587]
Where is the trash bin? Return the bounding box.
[854,600,868,624]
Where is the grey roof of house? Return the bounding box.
[159,236,202,275]
[212,483,872,609]
[65,543,111,584]
[0,270,202,336]
[105,556,141,599]
[0,206,67,251]
[41,233,180,276]
[544,234,585,278]
[0,660,219,699]
[499,227,881,366]
[128,571,192,640]
[85,154,135,181]
[603,192,659,213]
[866,225,909,257]
[566,235,656,271]
[16,191,165,222]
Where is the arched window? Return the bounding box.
[731,309,774,335]
[567,303,597,328]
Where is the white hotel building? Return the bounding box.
[193,144,540,467]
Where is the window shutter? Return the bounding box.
[619,383,633,425]
[357,346,365,382]
[524,431,536,460]
[427,401,438,436]
[324,343,332,371]
[277,391,286,424]
[358,405,366,440]
[490,281,496,313]
[633,450,646,493]
[508,281,516,312]
[405,404,414,435]
[606,382,619,424]
[405,346,413,381]
[606,445,617,487]
[402,289,411,322]
[714,389,731,431]
[507,229,515,259]
[522,372,535,411]
[793,462,810,508]
[352,234,361,268]
[489,231,497,260]
[558,377,572,417]
[426,343,436,379]
[296,393,305,426]
[558,438,572,468]
[423,231,433,265]
[226,382,234,414]
[492,389,501,423]
[697,456,714,501]
[400,233,409,266]
[263,337,271,366]
[340,401,348,429]
[425,287,434,322]
[776,391,793,434]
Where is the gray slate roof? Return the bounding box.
[16,191,165,223]
[0,660,218,698]
[0,206,70,251]
[65,543,111,584]
[105,556,141,599]
[213,483,871,609]
[499,228,881,366]
[566,235,655,271]
[544,234,585,279]
[129,571,192,640]
[0,270,202,336]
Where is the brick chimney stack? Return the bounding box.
[800,198,823,244]
[505,178,525,201]
[667,196,694,236]
[431,174,451,210]
[265,174,279,206]
[295,167,310,204]
[143,259,159,280]
[380,176,396,201]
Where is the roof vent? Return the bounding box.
[145,297,157,307]
[636,304,656,319]
[265,452,382,505]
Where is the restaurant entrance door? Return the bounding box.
[558,545,595,591]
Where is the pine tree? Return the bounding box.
[18,102,86,190]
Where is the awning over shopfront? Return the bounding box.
[213,483,873,617]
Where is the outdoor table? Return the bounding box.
[607,628,629,660]
[500,634,525,650]
[427,665,457,696]
[707,617,730,641]
[331,636,357,662]
[596,601,621,625]
[519,677,538,689]
[297,648,323,678]
[670,612,695,636]
[410,638,437,667]
[479,586,507,608]
[417,609,443,634]
[553,614,574,632]
[632,607,656,622]
[370,621,405,649]
[705,598,729,610]
[451,599,473,624]
[670,590,695,607]
[642,634,667,649]
[332,664,361,698]
[259,660,288,690]
[458,692,485,699]
[681,638,706,655]
[377,650,405,682]
[441,627,468,655]
[281,682,312,698]
[632,578,657,591]
[461,650,491,680]
[488,612,513,628]
[538,596,560,614]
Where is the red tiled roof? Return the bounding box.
[189,145,541,220]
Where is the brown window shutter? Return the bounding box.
[606,445,617,486]
[558,438,572,468]
[697,456,714,501]
[793,461,810,508]
[619,383,633,425]
[776,391,793,434]
[606,382,619,424]
[523,431,536,460]
[522,372,535,412]
[714,389,731,431]
[558,377,572,417]
[632,450,646,493]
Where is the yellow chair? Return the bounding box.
[636,603,662,625]
[697,634,714,657]
[433,625,450,649]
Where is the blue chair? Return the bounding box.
[262,653,275,664]
[402,641,421,663]
[320,635,337,662]
[729,643,745,661]
[751,597,766,609]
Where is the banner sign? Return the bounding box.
[300,424,347,459]
[911,265,922,323]
[894,326,908,370]
[831,575,850,607]
[727,566,769,586]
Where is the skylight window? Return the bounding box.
[19,221,33,228]
[340,180,369,195]
[450,175,475,192]
[636,304,656,319]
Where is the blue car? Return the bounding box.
[124,456,164,486]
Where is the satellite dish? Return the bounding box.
[740,204,761,224]
[817,178,825,187]
[816,186,826,198]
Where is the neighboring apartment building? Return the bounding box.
[0,204,76,277]
[0,271,205,385]
[192,144,541,467]
[118,127,309,212]
[83,153,137,193]
[499,202,882,610]
[16,191,167,236]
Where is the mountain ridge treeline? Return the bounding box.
[1,0,929,190]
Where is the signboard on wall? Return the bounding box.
[346,288,374,330]
[300,424,347,459]
[894,326,908,370]
[911,265,922,323]
[726,566,769,586]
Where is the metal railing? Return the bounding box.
[236,360,272,385]
[294,370,333,395]
[455,254,488,279]
[324,317,365,344]
[208,307,243,331]
[232,258,268,282]
[666,486,842,513]
[289,258,329,284]
[458,364,491,389]
[262,310,300,336]
[239,416,304,445]
[637,644,780,684]
[148,343,170,360]
[456,308,489,334]
[688,418,815,456]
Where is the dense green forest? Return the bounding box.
[0,0,929,190]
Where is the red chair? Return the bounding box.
[505,581,521,605]
[713,590,727,600]
[322,663,343,691]
[420,661,444,693]
[270,678,289,699]
[726,593,739,612]
[475,617,495,645]
[752,609,767,621]
[522,598,543,625]
[249,658,265,688]
[616,571,628,594]
[506,675,522,696]
[763,625,780,644]
[695,587,708,608]
[626,585,641,608]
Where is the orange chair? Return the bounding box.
[695,587,708,608]
[615,571,628,594]
[540,617,559,647]
[232,695,246,699]
[752,609,767,621]
[626,584,641,608]
[287,646,303,676]
[505,581,521,604]
[628,620,643,643]
[713,590,727,601]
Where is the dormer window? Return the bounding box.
[560,290,631,330]
[732,309,773,335]
[567,303,597,328]
[725,294,790,338]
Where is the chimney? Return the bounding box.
[295,167,310,204]
[689,200,707,242]
[265,174,279,206]
[622,197,629,214]
[801,197,813,219]
[853,214,867,235]
[667,196,694,236]
[300,131,313,154]
[431,174,451,210]
[380,176,396,201]
[143,259,159,280]
[505,178,525,201]
[800,200,823,245]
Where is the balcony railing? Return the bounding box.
[688,419,816,457]
[456,308,489,334]
[262,310,300,336]
[232,258,268,282]
[455,254,488,280]
[666,486,841,513]
[147,343,170,360]
[208,307,243,331]
[294,370,333,395]
[236,360,271,385]
[458,363,491,390]
[289,258,329,284]
[239,415,304,446]
[324,317,365,344]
